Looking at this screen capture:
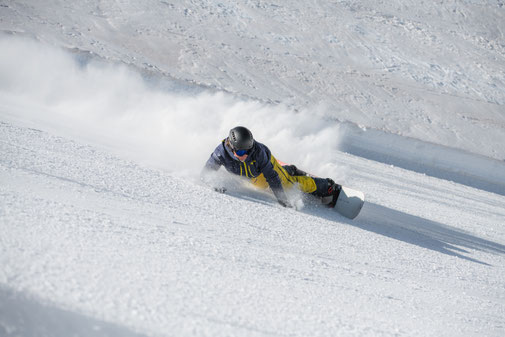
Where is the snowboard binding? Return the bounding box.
[327,182,342,208]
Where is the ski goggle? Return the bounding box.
[234,149,249,156]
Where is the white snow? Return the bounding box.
[1,1,505,336]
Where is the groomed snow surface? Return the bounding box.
[1,1,505,336]
[2,115,505,336]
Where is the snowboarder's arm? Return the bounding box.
[273,188,290,207]
[203,147,224,171]
[201,145,226,190]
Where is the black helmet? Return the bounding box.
[229,126,254,151]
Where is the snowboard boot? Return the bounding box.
[312,178,342,208]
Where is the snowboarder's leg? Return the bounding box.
[251,157,341,206]
[311,178,342,207]
[271,158,318,193]
[250,157,317,193]
[282,165,310,177]
[281,164,341,205]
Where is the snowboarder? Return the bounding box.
[201,126,341,208]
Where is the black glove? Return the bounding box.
[277,199,292,208]
[271,187,291,208]
[213,187,227,194]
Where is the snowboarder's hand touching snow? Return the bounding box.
[277,199,293,208]
[213,186,227,194]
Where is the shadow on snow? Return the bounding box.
[309,201,505,266]
[218,180,504,266]
[0,287,147,337]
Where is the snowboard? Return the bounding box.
[322,186,365,220]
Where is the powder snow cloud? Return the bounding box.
[0,35,346,179]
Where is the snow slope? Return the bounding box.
[2,119,505,336]
[1,1,505,336]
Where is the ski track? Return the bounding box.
[1,121,505,336]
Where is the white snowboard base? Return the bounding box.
[322,186,365,219]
